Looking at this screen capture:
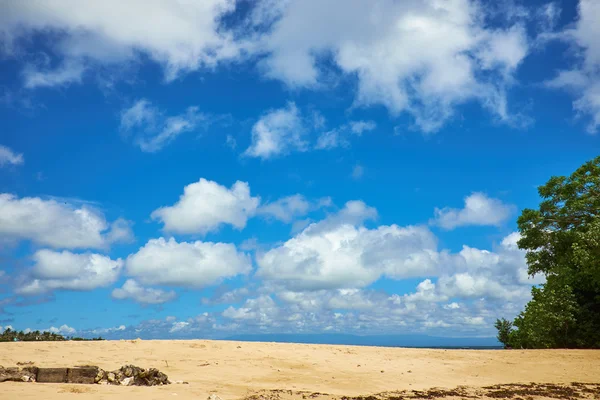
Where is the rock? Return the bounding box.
[0,366,37,383]
[0,367,25,383]
[36,368,68,383]
[0,364,170,387]
[94,370,105,383]
[208,394,223,400]
[67,367,99,384]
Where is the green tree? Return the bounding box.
[509,278,578,348]
[494,318,513,348]
[497,156,600,348]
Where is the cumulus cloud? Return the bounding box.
[0,145,24,167]
[256,201,438,290]
[432,192,515,230]
[120,99,208,152]
[125,237,252,288]
[1,0,242,84]
[244,102,307,159]
[63,228,540,337]
[0,0,554,133]
[17,250,123,295]
[48,324,76,335]
[112,279,176,305]
[248,199,539,333]
[545,0,600,133]
[255,0,530,132]
[257,194,331,223]
[0,194,133,249]
[151,178,260,235]
[32,225,542,338]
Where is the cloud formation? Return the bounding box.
[244,102,308,159]
[0,145,24,167]
[254,0,529,131]
[125,237,252,288]
[545,0,600,133]
[1,0,242,84]
[0,194,133,249]
[432,192,515,230]
[3,1,598,133]
[17,250,123,295]
[112,279,176,305]
[120,99,208,152]
[152,179,260,235]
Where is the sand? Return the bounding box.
[1,340,599,400]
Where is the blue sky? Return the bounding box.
[0,0,598,339]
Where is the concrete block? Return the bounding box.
[67,367,98,384]
[36,368,68,383]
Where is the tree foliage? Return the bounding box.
[494,318,513,348]
[496,156,600,348]
[0,328,104,342]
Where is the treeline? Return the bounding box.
[495,156,600,349]
[0,328,104,342]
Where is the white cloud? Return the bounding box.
[244,102,307,159]
[315,121,376,150]
[257,201,438,290]
[258,194,310,223]
[545,0,600,133]
[23,60,85,89]
[432,192,515,230]
[0,145,24,167]
[0,194,132,249]
[1,0,242,85]
[226,134,237,149]
[258,194,331,223]
[202,287,250,305]
[120,99,207,152]
[443,302,461,310]
[351,165,364,180]
[112,279,176,305]
[151,178,260,235]
[169,321,190,333]
[0,325,13,332]
[17,250,123,295]
[125,237,251,288]
[69,228,539,337]
[536,2,561,33]
[106,218,135,244]
[315,128,349,150]
[255,0,530,132]
[349,120,376,135]
[48,324,76,335]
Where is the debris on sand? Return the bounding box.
[94,365,170,386]
[0,366,38,382]
[0,364,170,386]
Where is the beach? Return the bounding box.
[1,339,599,399]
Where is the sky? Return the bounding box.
[0,0,598,340]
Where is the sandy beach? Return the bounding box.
[1,340,599,399]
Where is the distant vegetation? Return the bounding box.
[496,156,599,349]
[0,328,104,342]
